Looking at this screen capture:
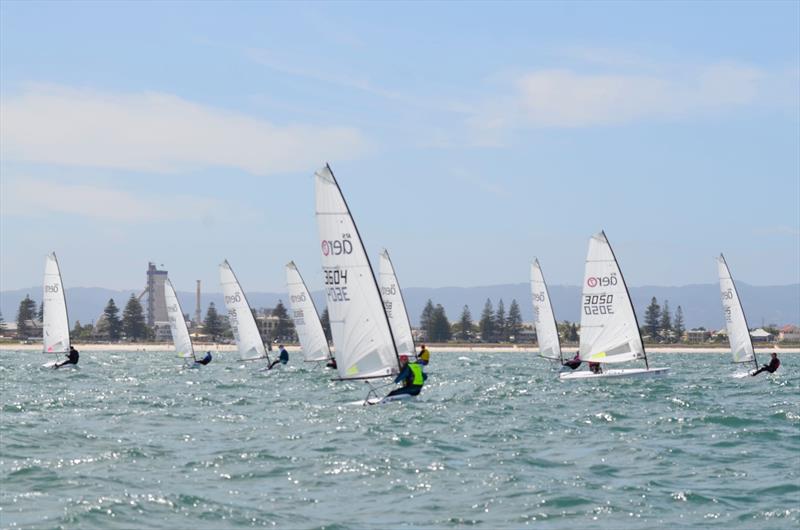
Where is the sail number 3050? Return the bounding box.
[324,268,350,302]
[583,294,614,315]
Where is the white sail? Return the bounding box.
[314,164,399,379]
[530,259,562,361]
[219,260,268,361]
[286,261,331,362]
[717,254,756,365]
[378,249,416,357]
[164,278,195,361]
[43,252,70,354]
[578,231,645,364]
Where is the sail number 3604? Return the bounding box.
[583,294,614,315]
[324,268,350,302]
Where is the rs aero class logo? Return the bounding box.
[321,239,353,256]
[225,292,242,304]
[587,273,617,288]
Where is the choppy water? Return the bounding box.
[1,350,798,529]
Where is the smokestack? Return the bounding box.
[195,280,202,326]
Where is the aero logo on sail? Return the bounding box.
[586,274,617,288]
[321,239,353,256]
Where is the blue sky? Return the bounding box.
[1,1,798,295]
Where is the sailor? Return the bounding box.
[588,361,602,374]
[326,357,338,369]
[54,345,79,369]
[195,351,212,365]
[386,354,426,398]
[268,344,290,369]
[563,351,581,370]
[417,344,430,366]
[751,352,780,376]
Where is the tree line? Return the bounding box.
[10,294,296,343]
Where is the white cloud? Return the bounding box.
[2,177,222,222]
[468,61,773,134]
[0,85,368,174]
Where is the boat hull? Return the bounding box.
[560,367,670,380]
[348,393,417,406]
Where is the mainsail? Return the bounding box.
[578,231,646,365]
[43,252,70,354]
[314,164,399,379]
[164,278,196,361]
[285,261,331,362]
[378,249,416,357]
[530,259,562,362]
[717,254,758,367]
[219,260,269,362]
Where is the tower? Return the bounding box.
[146,262,169,328]
[195,280,202,327]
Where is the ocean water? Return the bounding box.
[1,350,798,530]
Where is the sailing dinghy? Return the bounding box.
[315,164,406,404]
[530,258,567,368]
[42,252,74,368]
[717,254,760,377]
[285,261,333,364]
[378,249,417,359]
[219,260,272,368]
[560,232,669,381]
[165,278,206,367]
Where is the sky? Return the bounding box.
[1,1,798,296]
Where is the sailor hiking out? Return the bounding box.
[386,354,427,398]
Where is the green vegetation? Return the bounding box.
[103,298,122,341]
[122,294,147,341]
[272,300,294,342]
[16,295,37,339]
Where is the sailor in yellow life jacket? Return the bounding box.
[386,354,427,398]
[417,344,430,366]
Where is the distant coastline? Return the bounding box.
[3,343,797,354]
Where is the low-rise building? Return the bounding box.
[686,328,711,343]
[750,328,774,342]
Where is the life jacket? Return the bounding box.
[408,362,424,386]
[419,349,430,363]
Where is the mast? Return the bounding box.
[325,163,400,374]
[381,248,416,355]
[535,258,563,364]
[720,253,759,370]
[222,259,271,363]
[287,260,332,361]
[602,231,649,370]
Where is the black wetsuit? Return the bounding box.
[268,348,289,369]
[55,347,79,368]
[326,358,337,369]
[751,357,780,376]
[195,352,212,365]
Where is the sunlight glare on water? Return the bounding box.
[1,350,798,529]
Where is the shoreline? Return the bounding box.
[1,343,797,354]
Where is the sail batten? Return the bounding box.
[219,260,269,362]
[286,261,332,362]
[43,252,70,354]
[378,249,416,357]
[530,259,562,362]
[578,232,646,365]
[717,254,757,367]
[164,278,195,361]
[314,165,399,380]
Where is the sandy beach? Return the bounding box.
[2,342,797,354]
